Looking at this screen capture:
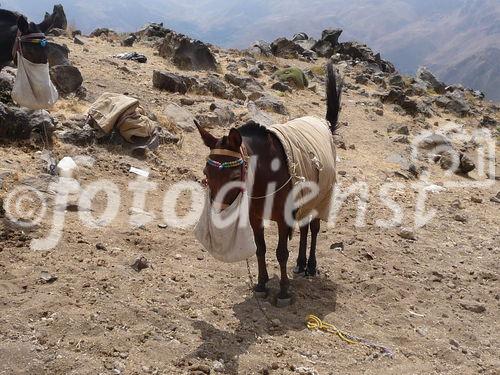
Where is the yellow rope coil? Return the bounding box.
[306,315,358,345]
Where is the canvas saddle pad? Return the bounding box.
[268,116,337,221]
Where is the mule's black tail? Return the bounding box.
[325,63,342,134]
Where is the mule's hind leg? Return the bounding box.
[306,218,320,276]
[276,220,292,304]
[251,218,269,297]
[293,224,308,275]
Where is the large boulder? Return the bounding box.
[205,76,230,99]
[136,23,169,38]
[337,42,395,73]
[164,103,196,132]
[55,124,95,146]
[90,28,115,38]
[416,67,446,94]
[158,32,218,71]
[224,73,262,92]
[38,4,67,33]
[444,91,471,117]
[0,103,55,140]
[249,40,272,56]
[273,67,308,89]
[255,95,288,115]
[196,104,236,127]
[121,35,137,47]
[321,28,343,45]
[292,32,309,42]
[312,40,335,58]
[311,28,343,58]
[0,67,16,104]
[152,71,188,94]
[47,42,70,67]
[381,89,432,117]
[270,37,305,59]
[50,65,83,94]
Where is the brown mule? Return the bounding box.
[197,63,342,305]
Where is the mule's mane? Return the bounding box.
[237,120,268,137]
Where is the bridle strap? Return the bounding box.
[12,30,47,60]
[19,33,46,41]
[210,149,243,159]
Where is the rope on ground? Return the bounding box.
[306,314,395,358]
[246,259,273,324]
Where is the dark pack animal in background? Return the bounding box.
[0,9,48,68]
[197,63,342,305]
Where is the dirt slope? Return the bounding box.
[0,34,499,375]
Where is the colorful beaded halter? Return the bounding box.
[207,148,246,170]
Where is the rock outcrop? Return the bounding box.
[158,32,218,71]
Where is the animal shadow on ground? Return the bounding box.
[185,274,338,374]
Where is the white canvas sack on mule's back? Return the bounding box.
[194,191,256,263]
[11,52,58,110]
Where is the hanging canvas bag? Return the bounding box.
[194,191,256,263]
[11,52,58,110]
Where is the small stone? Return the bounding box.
[73,36,85,45]
[470,196,482,203]
[387,123,409,135]
[180,98,195,106]
[415,327,427,336]
[393,135,409,144]
[454,213,467,223]
[197,255,205,261]
[271,319,281,327]
[96,243,107,251]
[431,271,445,282]
[212,360,225,372]
[174,254,182,260]
[398,229,416,240]
[460,303,486,313]
[40,271,57,283]
[490,192,500,204]
[189,364,211,374]
[131,256,149,272]
[449,339,460,348]
[271,362,279,370]
[158,223,168,229]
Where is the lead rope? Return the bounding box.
[245,260,394,357]
[306,315,395,358]
[245,259,273,324]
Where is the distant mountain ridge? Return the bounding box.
[3,0,499,100]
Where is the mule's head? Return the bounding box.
[15,16,48,65]
[196,122,245,208]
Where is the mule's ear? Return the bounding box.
[195,120,218,149]
[227,128,242,150]
[17,16,29,34]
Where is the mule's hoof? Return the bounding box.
[253,287,268,299]
[276,296,292,308]
[293,266,306,275]
[305,269,317,277]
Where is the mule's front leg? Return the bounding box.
[276,221,291,306]
[251,219,269,297]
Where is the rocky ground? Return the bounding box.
[0,24,499,375]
